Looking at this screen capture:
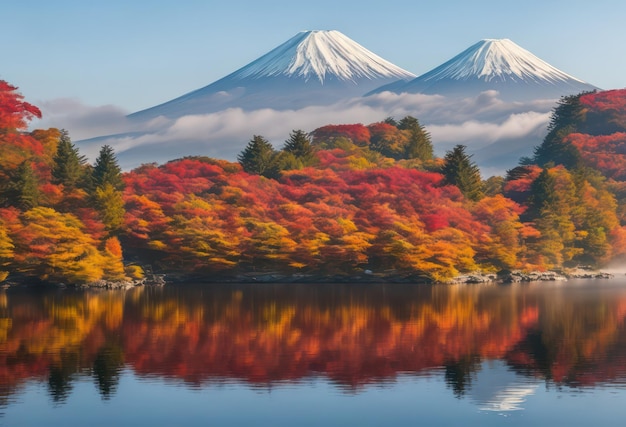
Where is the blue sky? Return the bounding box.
[4,0,626,113]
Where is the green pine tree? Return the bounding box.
[52,130,87,190]
[282,130,316,168]
[532,93,588,168]
[237,135,281,179]
[92,145,124,191]
[4,160,40,210]
[528,167,558,218]
[441,145,483,201]
[398,116,434,161]
[383,117,398,127]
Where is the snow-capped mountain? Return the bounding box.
[79,36,598,173]
[368,39,598,100]
[129,30,415,121]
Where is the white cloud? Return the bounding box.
[39,92,557,172]
[428,111,551,147]
[32,98,132,140]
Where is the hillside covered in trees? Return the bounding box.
[2,80,626,285]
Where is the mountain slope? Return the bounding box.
[129,30,415,121]
[368,39,598,101]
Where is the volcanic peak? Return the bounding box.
[418,38,586,84]
[231,30,416,83]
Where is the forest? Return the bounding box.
[2,80,626,285]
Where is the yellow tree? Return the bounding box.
[12,207,124,283]
[0,220,14,281]
[94,183,125,232]
[303,216,374,273]
[472,195,525,270]
[171,215,240,271]
[166,195,241,271]
[243,218,297,269]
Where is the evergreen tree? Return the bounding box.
[52,130,87,189]
[483,175,504,196]
[441,145,483,201]
[278,152,303,171]
[283,130,314,158]
[570,167,615,264]
[383,117,398,127]
[89,146,125,233]
[527,168,558,218]
[527,167,579,266]
[397,116,421,131]
[399,116,434,161]
[92,145,124,191]
[282,130,316,168]
[532,93,587,168]
[237,135,281,179]
[4,161,40,210]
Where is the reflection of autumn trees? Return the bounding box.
[507,285,626,386]
[3,283,626,401]
[0,289,128,402]
[116,285,539,388]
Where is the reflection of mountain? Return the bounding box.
[468,361,539,412]
[2,281,626,403]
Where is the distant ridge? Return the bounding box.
[368,39,598,100]
[129,30,415,121]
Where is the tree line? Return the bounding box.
[2,79,626,285]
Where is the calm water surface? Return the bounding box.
[2,279,626,426]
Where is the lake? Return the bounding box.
[2,279,626,426]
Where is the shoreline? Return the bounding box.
[0,267,616,290]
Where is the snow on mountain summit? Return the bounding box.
[234,30,416,83]
[419,38,584,84]
[368,38,598,101]
[129,30,415,120]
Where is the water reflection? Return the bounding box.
[469,361,539,412]
[1,280,626,408]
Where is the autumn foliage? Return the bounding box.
[0,81,125,284]
[312,123,371,146]
[3,80,626,284]
[122,156,526,280]
[0,81,41,131]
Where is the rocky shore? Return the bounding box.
[79,273,167,289]
[207,267,615,285]
[0,267,616,289]
[451,267,613,284]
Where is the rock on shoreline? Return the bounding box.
[497,271,568,283]
[565,267,614,279]
[0,268,616,289]
[452,268,614,284]
[79,279,143,290]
